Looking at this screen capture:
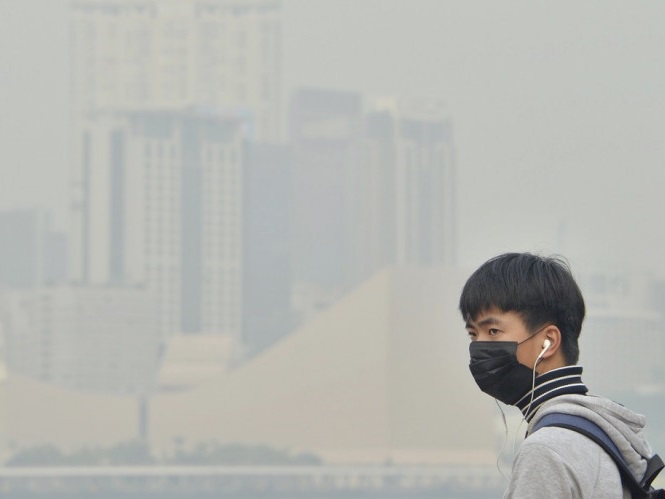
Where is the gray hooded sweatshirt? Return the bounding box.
[507,393,654,499]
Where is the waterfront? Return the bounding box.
[0,492,503,499]
[0,493,502,499]
[0,465,504,499]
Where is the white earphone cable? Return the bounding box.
[513,344,549,455]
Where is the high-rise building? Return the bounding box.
[70,0,282,142]
[577,269,665,394]
[69,0,283,346]
[364,96,456,269]
[289,89,456,318]
[289,88,364,296]
[242,143,292,355]
[71,109,247,339]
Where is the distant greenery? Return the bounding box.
[6,440,154,466]
[164,441,322,466]
[6,440,322,467]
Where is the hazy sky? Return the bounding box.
[2,0,665,273]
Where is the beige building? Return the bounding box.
[4,267,495,465]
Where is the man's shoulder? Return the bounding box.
[524,425,604,459]
[516,426,626,497]
[512,428,627,499]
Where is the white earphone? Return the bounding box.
[535,339,551,365]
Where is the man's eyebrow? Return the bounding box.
[465,316,502,329]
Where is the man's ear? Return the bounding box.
[542,326,562,358]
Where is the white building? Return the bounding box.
[71,109,246,339]
[70,0,283,142]
[0,285,160,395]
[577,269,665,394]
[581,308,663,395]
[69,0,273,341]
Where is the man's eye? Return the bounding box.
[488,328,500,336]
[467,331,477,340]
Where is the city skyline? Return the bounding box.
[3,1,665,275]
[0,1,665,490]
[0,0,460,401]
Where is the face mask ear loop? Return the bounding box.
[494,398,510,485]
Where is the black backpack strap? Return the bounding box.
[642,453,665,490]
[533,412,664,496]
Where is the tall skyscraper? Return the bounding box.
[364,96,456,269]
[289,88,364,295]
[70,0,282,142]
[289,89,456,318]
[71,109,247,339]
[69,0,283,345]
[242,143,292,355]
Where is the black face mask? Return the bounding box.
[469,339,537,406]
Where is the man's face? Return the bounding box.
[465,307,545,369]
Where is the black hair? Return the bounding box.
[459,252,585,364]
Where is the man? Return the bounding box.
[460,252,658,498]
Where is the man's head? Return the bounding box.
[459,252,585,365]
